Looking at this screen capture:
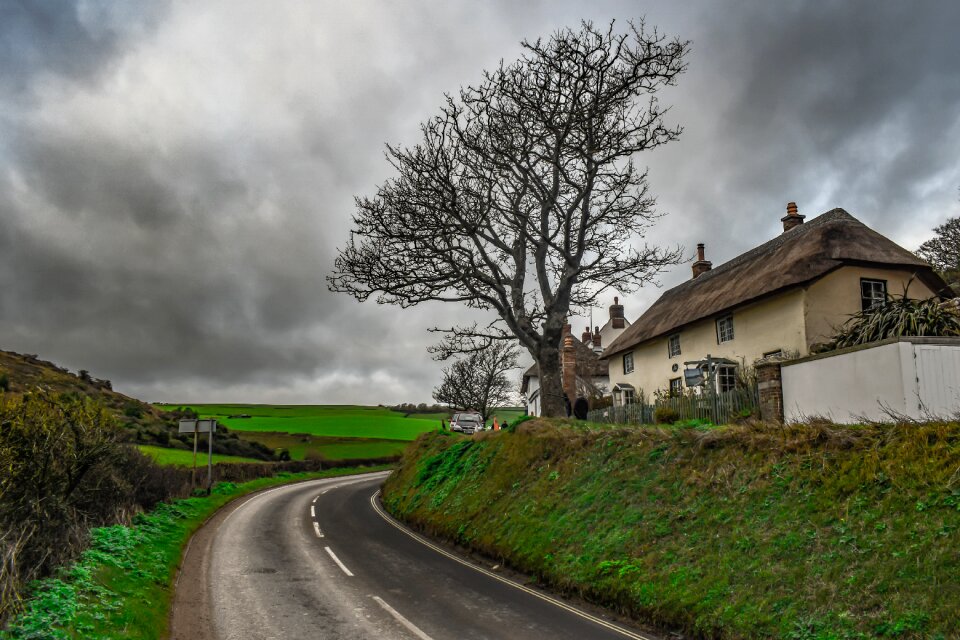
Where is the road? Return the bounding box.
[170,472,661,640]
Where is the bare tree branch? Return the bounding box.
[329,20,689,416]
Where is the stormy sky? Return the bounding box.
[1,0,958,404]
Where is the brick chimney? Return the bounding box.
[592,326,601,348]
[781,201,805,232]
[691,243,713,279]
[562,333,577,408]
[609,296,625,329]
[582,326,592,343]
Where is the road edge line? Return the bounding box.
[369,490,657,640]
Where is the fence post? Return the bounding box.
[756,361,785,423]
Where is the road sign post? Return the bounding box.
[179,419,217,493]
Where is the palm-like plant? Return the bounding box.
[829,289,960,350]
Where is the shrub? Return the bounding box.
[653,406,679,424]
[0,372,8,392]
[828,289,960,350]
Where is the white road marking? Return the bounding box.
[372,596,435,640]
[313,522,324,538]
[324,546,354,576]
[312,496,318,504]
[310,505,316,517]
[370,491,655,640]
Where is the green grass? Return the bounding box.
[156,404,445,441]
[1,466,392,640]
[383,419,960,639]
[137,444,264,466]
[237,432,409,461]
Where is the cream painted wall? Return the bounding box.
[608,264,941,400]
[803,266,937,348]
[609,289,808,398]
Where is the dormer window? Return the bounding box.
[716,315,735,343]
[667,334,681,358]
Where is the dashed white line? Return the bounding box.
[310,505,316,517]
[324,546,353,576]
[372,596,435,640]
[313,522,324,538]
[312,496,318,504]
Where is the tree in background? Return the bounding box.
[432,342,519,422]
[330,21,688,417]
[916,214,960,291]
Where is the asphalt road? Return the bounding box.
[189,472,660,640]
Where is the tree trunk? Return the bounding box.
[537,344,566,418]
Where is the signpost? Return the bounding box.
[179,418,218,493]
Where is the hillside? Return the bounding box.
[0,349,272,460]
[382,419,960,639]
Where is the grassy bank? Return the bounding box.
[382,420,960,639]
[2,466,391,640]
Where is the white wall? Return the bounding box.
[782,338,960,423]
[525,376,541,417]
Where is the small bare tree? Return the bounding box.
[329,21,688,416]
[433,342,519,422]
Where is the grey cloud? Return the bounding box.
[1,0,958,404]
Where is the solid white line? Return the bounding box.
[324,546,354,576]
[369,491,655,640]
[372,596,435,640]
[313,522,324,538]
[310,505,316,517]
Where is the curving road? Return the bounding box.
[171,472,661,640]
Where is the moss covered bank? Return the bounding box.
[381,420,960,639]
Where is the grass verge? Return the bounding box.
[383,419,960,639]
[1,465,392,639]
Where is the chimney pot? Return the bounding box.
[781,201,806,232]
[691,243,713,279]
[592,326,602,348]
[582,327,592,343]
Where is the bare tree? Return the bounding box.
[329,21,688,416]
[432,342,519,422]
[916,214,960,291]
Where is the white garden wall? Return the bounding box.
[781,337,960,423]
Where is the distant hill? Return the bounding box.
[0,349,272,460]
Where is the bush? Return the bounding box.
[0,372,8,392]
[0,394,190,626]
[653,406,679,424]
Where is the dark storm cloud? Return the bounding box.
[1,1,958,403]
[0,0,170,95]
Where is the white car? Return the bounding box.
[450,412,483,433]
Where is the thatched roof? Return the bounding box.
[520,336,608,393]
[604,209,952,358]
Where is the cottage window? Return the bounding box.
[623,352,634,374]
[622,389,635,405]
[860,278,887,311]
[717,365,737,393]
[716,315,735,343]
[669,377,683,396]
[667,334,681,358]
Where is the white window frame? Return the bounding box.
[667,334,681,358]
[716,315,735,344]
[860,278,887,311]
[717,365,737,393]
[623,352,634,374]
[622,388,636,405]
[669,377,683,396]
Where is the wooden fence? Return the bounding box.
[587,383,759,426]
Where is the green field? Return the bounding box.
[137,445,263,467]
[156,404,446,440]
[237,432,409,461]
